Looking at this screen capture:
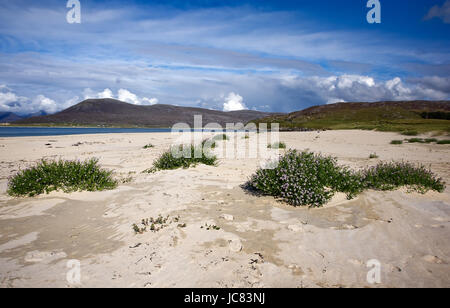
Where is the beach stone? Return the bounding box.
[228,239,242,252]
[220,214,234,221]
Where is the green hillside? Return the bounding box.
[251,101,450,133]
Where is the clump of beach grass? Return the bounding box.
[245,150,445,208]
[143,143,154,149]
[369,153,379,159]
[437,140,450,145]
[268,142,287,149]
[144,143,217,172]
[407,138,425,143]
[7,158,117,197]
[390,140,403,145]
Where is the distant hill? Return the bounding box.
[251,100,450,133]
[0,112,24,123]
[13,99,275,127]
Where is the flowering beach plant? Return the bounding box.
[247,150,445,207]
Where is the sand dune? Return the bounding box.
[0,130,449,287]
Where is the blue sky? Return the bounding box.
[0,0,449,114]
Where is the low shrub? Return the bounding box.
[246,150,365,207]
[8,158,117,197]
[143,144,154,149]
[245,150,445,207]
[362,162,445,193]
[424,138,438,143]
[437,140,450,145]
[390,140,403,145]
[145,143,217,172]
[407,138,425,143]
[369,153,379,159]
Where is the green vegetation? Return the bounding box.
[143,143,154,149]
[245,150,445,208]
[425,138,438,143]
[268,142,287,149]
[421,111,450,120]
[251,105,450,134]
[144,143,217,172]
[132,215,184,234]
[369,153,379,159]
[390,140,403,145]
[7,158,117,197]
[201,223,221,230]
[437,140,450,144]
[362,162,445,193]
[407,138,425,143]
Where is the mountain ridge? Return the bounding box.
[13,99,276,127]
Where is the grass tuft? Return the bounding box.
[144,143,217,172]
[7,158,117,197]
[390,140,403,145]
[143,143,154,149]
[407,138,425,143]
[437,140,450,145]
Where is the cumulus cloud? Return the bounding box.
[83,88,158,105]
[0,85,61,115]
[280,74,450,108]
[32,95,58,114]
[223,92,247,111]
[98,88,114,99]
[424,0,450,23]
[117,89,158,105]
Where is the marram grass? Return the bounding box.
[8,158,117,197]
[144,142,217,172]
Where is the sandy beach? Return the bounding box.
[0,130,449,288]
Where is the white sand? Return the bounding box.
[0,130,449,288]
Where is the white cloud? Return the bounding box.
[223,92,247,111]
[0,86,61,115]
[424,0,450,24]
[98,88,114,99]
[326,98,346,105]
[32,95,58,114]
[117,89,158,105]
[280,75,450,107]
[83,88,158,105]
